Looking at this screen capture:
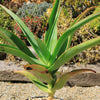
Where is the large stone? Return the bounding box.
[0,71,30,82]
[67,73,100,87]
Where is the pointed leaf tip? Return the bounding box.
[70,69,96,75]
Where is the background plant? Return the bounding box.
[11,0,29,3]
[15,1,52,45]
[63,0,99,18]
[14,16,47,45]
[69,5,100,65]
[0,0,22,60]
[0,9,14,31]
[0,0,100,99]
[57,4,100,65]
[16,2,52,18]
[2,0,21,13]
[11,0,52,3]
[0,7,15,45]
[89,4,100,36]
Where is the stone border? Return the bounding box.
[0,71,30,82]
[0,70,100,87]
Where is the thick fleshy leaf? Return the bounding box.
[47,8,61,54]
[0,4,45,63]
[0,26,36,58]
[52,69,96,90]
[0,28,15,46]
[49,12,100,65]
[36,38,51,64]
[49,37,100,72]
[48,23,57,54]
[44,0,60,44]
[0,44,44,65]
[24,64,53,83]
[57,37,69,57]
[14,70,50,93]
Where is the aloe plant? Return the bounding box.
[0,0,100,99]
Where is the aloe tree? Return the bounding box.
[0,0,100,99]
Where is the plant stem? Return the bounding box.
[48,92,55,100]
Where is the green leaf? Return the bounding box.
[50,13,100,65]
[0,28,15,46]
[52,69,96,90]
[48,23,57,54]
[44,0,60,44]
[57,37,68,57]
[49,37,100,72]
[47,8,62,54]
[14,70,50,93]
[0,4,45,63]
[36,38,51,65]
[24,64,53,83]
[0,26,36,58]
[0,44,43,65]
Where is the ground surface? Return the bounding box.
[0,82,100,100]
[0,60,100,100]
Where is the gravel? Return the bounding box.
[0,82,100,100]
[0,61,26,71]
